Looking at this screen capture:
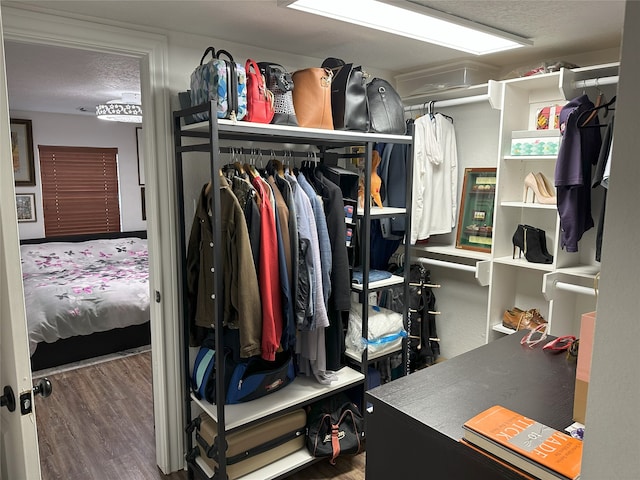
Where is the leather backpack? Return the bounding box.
[366,77,406,135]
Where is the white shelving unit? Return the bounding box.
[486,64,617,340]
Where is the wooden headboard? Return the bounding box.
[20,230,147,245]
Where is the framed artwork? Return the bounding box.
[16,193,37,222]
[136,126,145,185]
[456,167,497,253]
[11,119,35,186]
[141,186,146,221]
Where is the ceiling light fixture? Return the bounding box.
[96,93,142,123]
[283,0,532,55]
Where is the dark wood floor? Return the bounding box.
[35,351,365,479]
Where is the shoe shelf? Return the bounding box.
[486,68,601,342]
[493,256,555,271]
[492,323,517,335]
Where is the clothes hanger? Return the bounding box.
[579,80,606,127]
[577,95,616,129]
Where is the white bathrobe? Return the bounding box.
[411,113,458,243]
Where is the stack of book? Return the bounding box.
[462,405,582,480]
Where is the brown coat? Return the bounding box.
[186,179,262,358]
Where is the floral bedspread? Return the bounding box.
[21,237,150,355]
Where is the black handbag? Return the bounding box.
[306,393,365,464]
[366,77,406,135]
[321,57,369,131]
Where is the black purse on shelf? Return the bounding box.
[321,57,369,131]
[366,77,406,135]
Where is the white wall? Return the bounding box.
[12,110,146,239]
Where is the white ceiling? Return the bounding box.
[2,0,627,116]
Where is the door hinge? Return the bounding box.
[155,290,161,303]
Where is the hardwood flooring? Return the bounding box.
[35,351,365,480]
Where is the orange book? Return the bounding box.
[463,405,582,480]
[460,438,537,479]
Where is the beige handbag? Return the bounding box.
[292,67,334,129]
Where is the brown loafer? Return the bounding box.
[503,308,547,331]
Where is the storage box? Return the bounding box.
[510,130,561,156]
[536,104,563,130]
[573,311,596,424]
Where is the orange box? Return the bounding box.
[573,311,596,424]
[536,104,563,130]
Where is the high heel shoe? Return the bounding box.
[523,172,556,204]
[512,224,525,259]
[535,172,555,198]
[523,224,553,264]
[524,224,553,263]
[512,224,553,263]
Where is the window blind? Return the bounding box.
[39,145,121,236]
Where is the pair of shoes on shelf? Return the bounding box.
[503,307,547,331]
[512,224,553,264]
[523,172,556,204]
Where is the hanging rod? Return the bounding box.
[553,281,597,297]
[415,257,476,273]
[573,75,619,89]
[404,93,490,113]
[218,146,319,159]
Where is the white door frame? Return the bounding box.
[2,7,184,473]
[0,5,41,478]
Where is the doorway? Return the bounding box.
[1,6,182,476]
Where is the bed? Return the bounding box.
[20,231,151,370]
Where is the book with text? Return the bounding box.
[463,405,582,480]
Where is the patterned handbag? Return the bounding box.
[190,47,247,122]
[258,62,299,126]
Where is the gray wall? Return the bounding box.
[582,1,640,478]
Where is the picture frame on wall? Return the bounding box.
[136,126,145,186]
[141,187,146,221]
[16,193,37,222]
[455,167,497,253]
[11,118,35,186]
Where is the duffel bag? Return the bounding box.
[192,345,295,405]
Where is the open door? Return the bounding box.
[0,6,42,479]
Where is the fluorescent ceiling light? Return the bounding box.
[284,0,531,55]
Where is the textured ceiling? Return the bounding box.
[2,0,626,116]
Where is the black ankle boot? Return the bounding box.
[523,225,553,264]
[512,224,525,259]
[524,225,553,263]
